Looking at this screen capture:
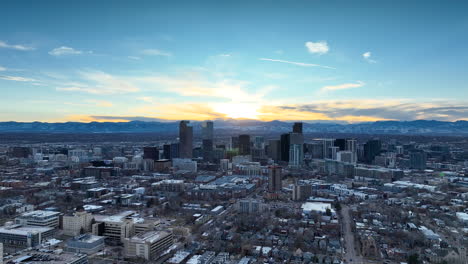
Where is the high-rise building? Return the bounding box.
[410,151,427,170]
[179,121,193,158]
[238,134,251,155]
[201,121,214,161]
[364,139,381,164]
[280,133,290,162]
[268,166,282,192]
[230,136,239,149]
[330,146,340,160]
[289,133,304,167]
[337,151,353,163]
[322,139,335,159]
[267,139,281,161]
[306,142,324,159]
[334,139,346,151]
[170,143,179,159]
[143,147,159,161]
[292,184,312,201]
[346,139,357,163]
[201,121,214,140]
[293,122,303,134]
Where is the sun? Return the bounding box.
[213,102,260,119]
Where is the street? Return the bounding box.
[341,205,365,264]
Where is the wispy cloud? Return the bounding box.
[56,71,139,94]
[259,58,335,69]
[305,41,329,55]
[0,75,37,82]
[49,46,90,56]
[137,96,154,103]
[137,75,272,103]
[128,56,141,60]
[0,40,35,51]
[321,81,365,92]
[272,100,468,122]
[85,99,113,107]
[363,51,377,63]
[141,49,172,57]
[0,66,6,71]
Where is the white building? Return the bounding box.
[172,158,197,172]
[62,211,94,236]
[123,231,173,260]
[15,210,60,228]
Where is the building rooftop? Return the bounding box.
[128,230,171,244]
[0,224,54,236]
[8,249,87,264]
[18,210,60,219]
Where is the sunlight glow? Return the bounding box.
[213,103,260,119]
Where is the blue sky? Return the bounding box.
[1,0,468,122]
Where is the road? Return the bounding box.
[341,205,365,264]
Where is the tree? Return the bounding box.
[334,202,341,212]
[407,253,420,264]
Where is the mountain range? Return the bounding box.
[0,120,468,135]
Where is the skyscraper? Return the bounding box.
[201,121,214,161]
[238,134,251,155]
[230,136,239,149]
[410,151,427,170]
[268,166,282,192]
[322,139,334,159]
[179,121,193,158]
[143,147,159,161]
[364,139,381,164]
[267,139,281,161]
[201,121,214,141]
[293,122,303,134]
[334,138,346,151]
[346,139,357,163]
[289,132,304,167]
[280,133,290,162]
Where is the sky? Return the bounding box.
[1,0,468,123]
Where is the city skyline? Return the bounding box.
[2,0,468,123]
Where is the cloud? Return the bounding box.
[49,46,88,56]
[272,100,468,122]
[64,99,468,123]
[128,56,141,60]
[259,58,335,69]
[85,99,113,107]
[0,75,36,82]
[56,71,140,94]
[0,66,6,71]
[137,97,154,103]
[0,40,35,51]
[305,41,329,55]
[321,81,365,92]
[89,116,169,122]
[136,75,274,103]
[141,49,172,57]
[363,51,377,63]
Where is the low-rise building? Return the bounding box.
[15,210,60,228]
[123,231,173,260]
[66,234,105,255]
